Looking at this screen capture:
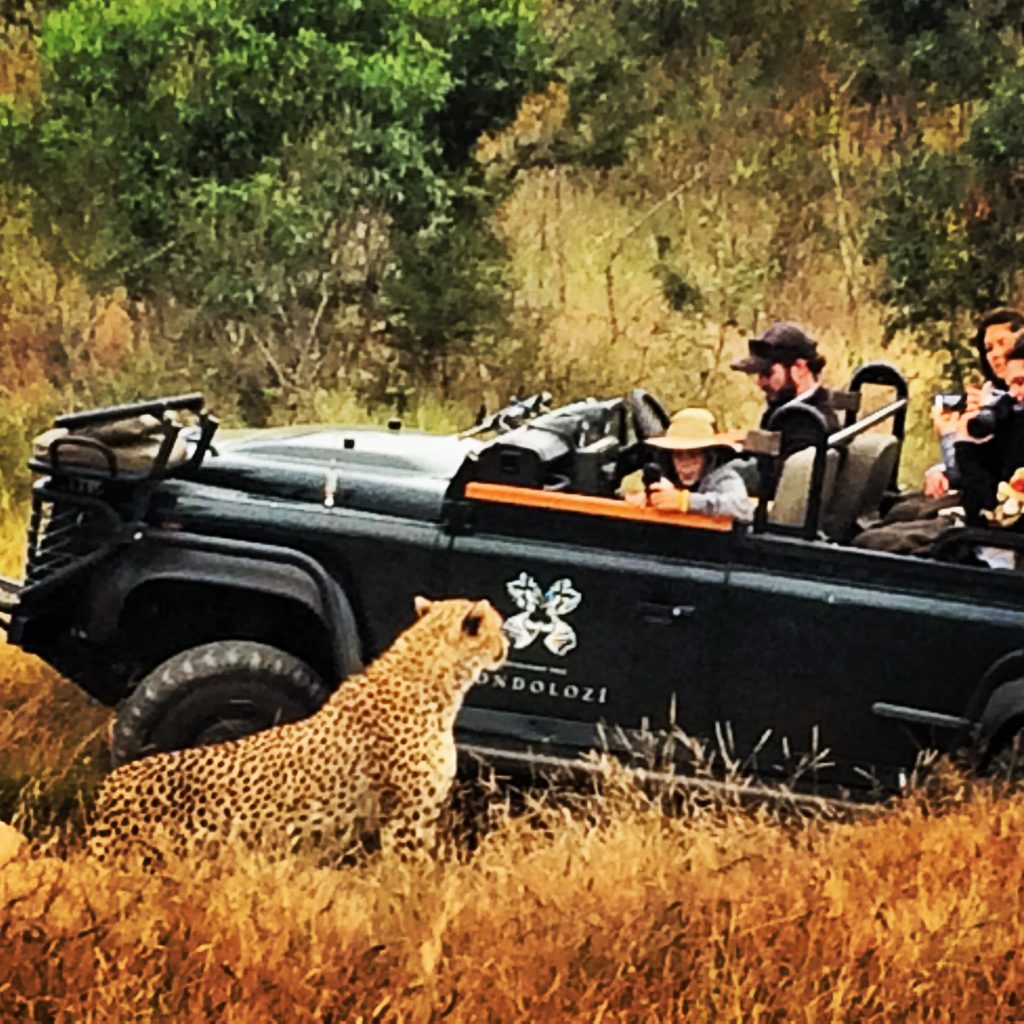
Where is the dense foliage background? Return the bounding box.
[4,0,1024,502]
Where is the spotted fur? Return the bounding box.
[87,597,508,864]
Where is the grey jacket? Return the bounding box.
[938,432,961,488]
[689,462,753,523]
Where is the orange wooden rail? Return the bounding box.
[463,481,734,532]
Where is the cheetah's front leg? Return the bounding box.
[378,781,449,862]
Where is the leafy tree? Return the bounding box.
[865,43,1024,371]
[867,151,974,340]
[386,193,512,399]
[2,0,548,416]
[853,0,1024,118]
[962,64,1024,300]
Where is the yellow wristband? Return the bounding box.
[678,489,690,513]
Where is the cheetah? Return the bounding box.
[87,596,508,864]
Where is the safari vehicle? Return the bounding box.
[3,369,1024,801]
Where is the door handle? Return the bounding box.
[635,601,696,624]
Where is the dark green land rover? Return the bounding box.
[3,367,1023,800]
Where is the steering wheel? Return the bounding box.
[623,388,671,443]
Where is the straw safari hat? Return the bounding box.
[646,407,743,455]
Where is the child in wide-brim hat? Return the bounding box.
[620,408,752,522]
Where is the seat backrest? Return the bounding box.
[768,446,841,531]
[822,433,900,542]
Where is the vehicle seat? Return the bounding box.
[822,433,900,543]
[768,447,841,532]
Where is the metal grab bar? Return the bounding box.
[55,392,205,430]
[846,362,909,489]
[827,397,908,448]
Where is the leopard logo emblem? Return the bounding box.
[503,572,582,656]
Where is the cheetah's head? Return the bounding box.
[413,596,508,689]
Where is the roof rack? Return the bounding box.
[54,392,205,430]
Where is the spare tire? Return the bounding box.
[112,640,330,766]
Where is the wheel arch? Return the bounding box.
[85,538,363,695]
[967,650,1024,761]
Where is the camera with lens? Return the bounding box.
[933,393,967,414]
[642,461,663,492]
[966,390,1017,439]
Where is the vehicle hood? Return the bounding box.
[192,425,481,521]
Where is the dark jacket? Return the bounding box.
[757,385,839,497]
[955,404,1024,527]
[760,385,840,459]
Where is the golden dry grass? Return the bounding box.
[0,517,112,829]
[0,512,25,578]
[0,767,1022,1022]
[0,639,111,827]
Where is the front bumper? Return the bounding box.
[0,574,22,632]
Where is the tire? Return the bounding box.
[112,640,330,765]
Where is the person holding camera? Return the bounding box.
[925,307,1024,498]
[851,309,1024,558]
[619,408,752,522]
[955,334,1024,533]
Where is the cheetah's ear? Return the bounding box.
[414,595,433,618]
[461,603,484,637]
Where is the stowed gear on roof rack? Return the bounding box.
[31,392,218,482]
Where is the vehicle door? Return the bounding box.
[717,535,1024,790]
[440,487,736,768]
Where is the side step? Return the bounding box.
[458,743,880,816]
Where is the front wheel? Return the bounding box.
[112,640,330,765]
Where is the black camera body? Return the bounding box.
[966,390,1017,439]
[642,461,663,491]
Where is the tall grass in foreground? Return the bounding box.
[0,515,112,827]
[0,638,111,830]
[1,770,1022,1022]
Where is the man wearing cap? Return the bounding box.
[731,321,839,494]
[619,407,752,522]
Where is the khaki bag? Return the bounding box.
[33,414,188,473]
